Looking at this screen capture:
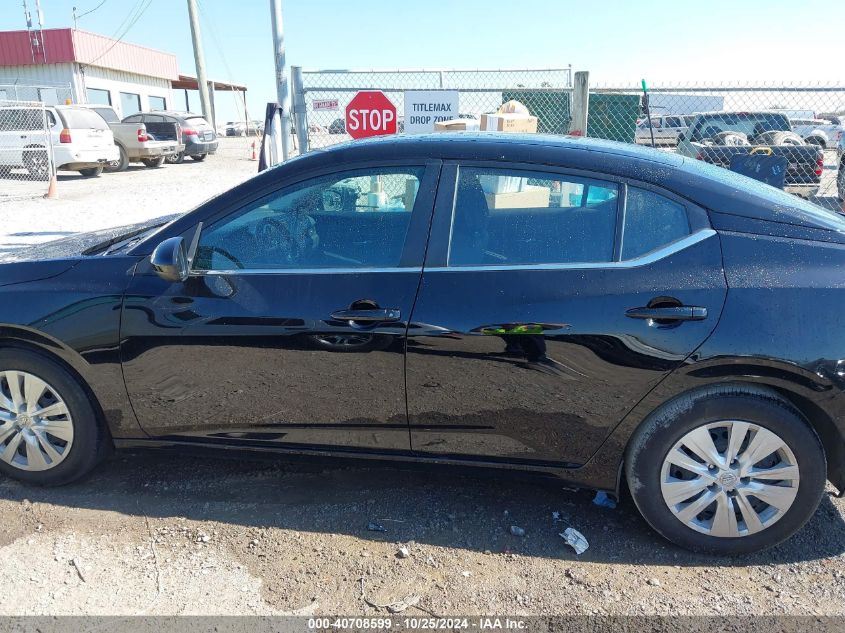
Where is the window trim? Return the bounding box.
[430,160,710,270]
[424,229,716,272]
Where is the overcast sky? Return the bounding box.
[1,0,843,122]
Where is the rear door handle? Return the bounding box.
[330,308,401,323]
[625,306,707,322]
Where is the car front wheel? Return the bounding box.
[625,386,826,555]
[0,349,105,485]
[190,154,207,162]
[78,167,103,178]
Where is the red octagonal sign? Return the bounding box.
[345,91,397,139]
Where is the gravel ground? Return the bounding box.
[0,453,845,616]
[1,136,845,617]
[0,138,258,254]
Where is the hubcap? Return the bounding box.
[0,370,74,471]
[660,421,799,538]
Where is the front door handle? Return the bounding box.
[330,308,401,323]
[625,306,707,322]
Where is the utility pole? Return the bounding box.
[270,0,291,160]
[186,0,211,122]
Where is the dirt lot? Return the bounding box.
[1,136,845,617]
[1,452,845,616]
[0,138,258,254]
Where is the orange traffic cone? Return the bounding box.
[44,174,57,199]
[250,141,257,161]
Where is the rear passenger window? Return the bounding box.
[621,187,690,260]
[448,167,619,266]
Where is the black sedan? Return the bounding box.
[1,133,844,556]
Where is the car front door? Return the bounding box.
[406,163,727,466]
[120,161,439,453]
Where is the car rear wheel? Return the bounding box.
[105,145,128,173]
[166,151,185,164]
[837,163,845,201]
[0,349,105,486]
[141,156,164,168]
[78,167,103,178]
[625,386,826,555]
[190,154,207,162]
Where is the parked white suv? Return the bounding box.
[0,104,119,179]
[634,114,694,146]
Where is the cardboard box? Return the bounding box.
[479,174,527,194]
[433,118,479,132]
[480,113,539,133]
[484,185,551,209]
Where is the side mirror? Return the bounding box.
[150,236,188,282]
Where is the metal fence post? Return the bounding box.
[570,71,589,136]
[291,66,309,154]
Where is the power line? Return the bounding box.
[75,0,109,21]
[81,0,152,68]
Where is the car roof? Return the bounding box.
[691,111,788,117]
[272,133,843,232]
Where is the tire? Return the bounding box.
[625,385,826,556]
[105,145,128,173]
[712,131,749,146]
[141,156,165,168]
[0,349,106,486]
[165,151,185,164]
[23,148,50,181]
[78,167,103,178]
[837,163,845,202]
[755,131,804,146]
[805,136,826,148]
[190,154,207,162]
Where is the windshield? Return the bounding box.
[62,108,110,130]
[689,113,791,140]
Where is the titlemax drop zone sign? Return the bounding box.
[404,90,460,134]
[345,91,397,139]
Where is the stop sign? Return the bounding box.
[345,91,397,139]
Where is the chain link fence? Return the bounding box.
[0,82,73,106]
[294,71,844,209]
[590,82,845,209]
[296,68,572,149]
[0,100,55,200]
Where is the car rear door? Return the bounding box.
[406,162,727,466]
[121,160,440,452]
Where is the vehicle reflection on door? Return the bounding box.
[120,267,418,452]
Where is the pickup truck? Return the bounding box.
[677,111,824,198]
[82,105,183,171]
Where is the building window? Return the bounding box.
[37,88,59,105]
[120,92,141,117]
[149,96,166,111]
[86,88,111,106]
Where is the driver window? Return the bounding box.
[193,167,425,271]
